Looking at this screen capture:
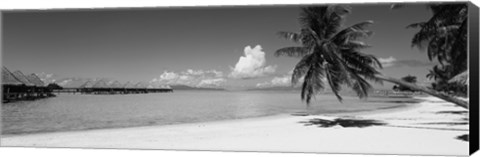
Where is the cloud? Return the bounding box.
[378,56,436,68]
[197,78,227,88]
[150,69,226,88]
[159,71,179,81]
[229,45,277,79]
[256,74,297,88]
[395,60,437,67]
[36,72,58,84]
[379,56,397,68]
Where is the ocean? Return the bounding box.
[1,90,414,135]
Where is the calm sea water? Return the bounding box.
[2,90,413,135]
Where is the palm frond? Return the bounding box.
[340,40,371,50]
[332,21,374,43]
[349,72,372,98]
[299,7,329,39]
[277,31,303,43]
[324,5,351,38]
[406,22,426,29]
[301,61,325,105]
[275,47,309,57]
[291,53,315,85]
[325,64,343,102]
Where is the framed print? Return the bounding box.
[1,1,479,156]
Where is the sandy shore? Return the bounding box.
[1,96,469,156]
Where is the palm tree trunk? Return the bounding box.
[375,75,469,109]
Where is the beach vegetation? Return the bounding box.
[392,75,417,92]
[405,3,468,96]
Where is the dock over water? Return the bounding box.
[2,67,173,103]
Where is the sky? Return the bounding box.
[3,3,438,90]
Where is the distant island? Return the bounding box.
[170,85,225,91]
[247,86,300,92]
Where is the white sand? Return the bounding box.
[1,96,469,156]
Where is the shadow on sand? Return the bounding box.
[419,122,469,125]
[300,118,386,128]
[456,134,468,142]
[436,111,468,115]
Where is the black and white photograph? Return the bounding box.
[1,1,477,156]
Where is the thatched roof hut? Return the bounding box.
[449,70,469,85]
[134,82,148,88]
[109,81,123,88]
[56,78,89,88]
[12,70,35,86]
[92,80,109,88]
[26,73,46,87]
[79,80,96,88]
[2,67,23,85]
[147,84,157,89]
[123,82,135,88]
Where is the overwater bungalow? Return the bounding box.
[108,81,124,94]
[91,79,110,94]
[123,81,136,94]
[25,73,53,98]
[2,67,25,102]
[147,84,173,93]
[78,80,95,94]
[52,79,172,95]
[2,67,54,102]
[11,70,37,99]
[134,82,149,94]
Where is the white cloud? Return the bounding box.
[378,56,435,68]
[378,56,397,68]
[229,45,277,79]
[159,71,179,80]
[150,69,227,88]
[207,70,224,78]
[37,72,58,84]
[271,76,291,86]
[256,75,292,88]
[184,69,204,75]
[255,69,309,88]
[197,78,226,88]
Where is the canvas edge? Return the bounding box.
[468,1,479,155]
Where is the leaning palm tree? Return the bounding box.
[275,5,382,105]
[276,5,469,109]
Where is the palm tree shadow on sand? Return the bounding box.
[299,118,386,128]
[456,134,468,142]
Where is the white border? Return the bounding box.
[1,0,479,157]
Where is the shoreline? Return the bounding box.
[1,96,469,156]
[2,97,413,137]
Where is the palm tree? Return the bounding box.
[275,6,382,105]
[276,5,469,109]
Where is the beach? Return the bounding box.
[1,96,469,156]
